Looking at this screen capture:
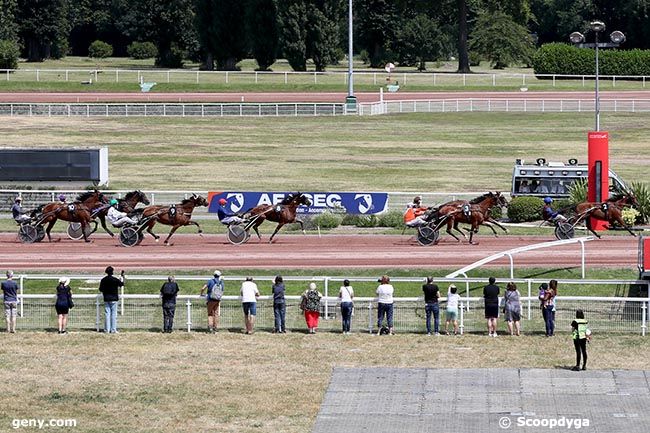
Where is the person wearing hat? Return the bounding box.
[58,194,67,203]
[403,195,430,227]
[2,271,19,333]
[542,197,567,223]
[11,197,30,223]
[55,277,73,334]
[106,198,137,227]
[216,198,245,225]
[444,284,460,335]
[200,270,225,333]
[300,282,322,334]
[98,266,124,333]
[160,276,180,333]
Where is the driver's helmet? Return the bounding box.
[543,197,553,204]
[218,198,227,205]
[58,194,66,202]
[413,195,422,204]
[109,198,119,206]
[15,196,21,202]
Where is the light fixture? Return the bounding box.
[562,171,568,175]
[576,171,583,176]
[610,31,625,44]
[569,32,585,44]
[590,21,605,33]
[520,170,527,175]
[548,170,555,175]
[534,170,541,175]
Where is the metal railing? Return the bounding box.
[358,99,650,115]
[1,69,649,88]
[9,274,650,335]
[0,103,346,117]
[12,294,649,336]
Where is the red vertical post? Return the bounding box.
[588,131,609,230]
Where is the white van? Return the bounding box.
[511,158,628,198]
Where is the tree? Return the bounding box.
[469,11,534,68]
[247,0,279,71]
[456,0,470,72]
[212,0,248,70]
[17,0,70,61]
[0,0,19,41]
[355,0,398,68]
[117,0,195,67]
[306,0,342,71]
[279,0,308,71]
[394,14,448,70]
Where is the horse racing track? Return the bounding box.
[0,233,637,271]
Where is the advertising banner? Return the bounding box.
[207,192,389,215]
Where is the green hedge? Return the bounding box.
[0,39,19,69]
[127,41,158,60]
[377,210,404,228]
[507,196,544,222]
[533,43,650,76]
[88,40,113,59]
[311,212,342,229]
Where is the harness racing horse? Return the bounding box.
[142,194,208,245]
[38,190,107,243]
[440,192,509,244]
[91,190,150,237]
[571,192,638,238]
[248,192,312,243]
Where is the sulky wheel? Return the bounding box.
[119,226,140,247]
[227,224,249,245]
[18,225,39,243]
[67,222,93,241]
[417,226,440,246]
[554,222,575,240]
[35,225,45,242]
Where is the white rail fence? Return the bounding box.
[358,99,650,115]
[1,69,649,88]
[0,103,345,117]
[10,275,650,335]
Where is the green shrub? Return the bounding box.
[569,179,587,204]
[311,212,341,229]
[127,41,158,59]
[88,40,113,59]
[377,210,404,228]
[630,181,650,223]
[355,214,379,228]
[488,206,502,220]
[533,43,650,76]
[507,196,543,222]
[0,39,19,69]
[622,208,640,226]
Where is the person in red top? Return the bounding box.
[404,196,429,227]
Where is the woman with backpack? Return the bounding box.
[55,277,73,334]
[300,282,322,334]
[161,276,180,333]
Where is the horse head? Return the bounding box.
[495,191,509,208]
[193,195,209,207]
[129,190,150,205]
[296,193,312,207]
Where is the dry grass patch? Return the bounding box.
[0,332,647,432]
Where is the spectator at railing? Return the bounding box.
[422,277,441,336]
[2,270,18,333]
[503,282,521,336]
[160,276,179,333]
[483,277,500,337]
[55,277,73,334]
[241,277,259,335]
[444,284,460,335]
[98,266,124,334]
[539,280,557,337]
[200,270,224,333]
[376,275,395,335]
[338,279,354,335]
[301,282,322,334]
[271,275,286,334]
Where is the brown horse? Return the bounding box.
[248,192,312,243]
[571,192,638,238]
[38,190,107,242]
[92,190,150,237]
[142,194,208,245]
[443,192,509,244]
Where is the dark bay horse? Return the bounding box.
[248,192,312,243]
[142,194,208,245]
[571,192,638,238]
[38,190,107,242]
[441,192,509,244]
[92,190,150,237]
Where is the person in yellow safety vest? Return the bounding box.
[570,309,590,371]
[403,196,429,227]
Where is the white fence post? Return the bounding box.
[96,295,101,332]
[186,298,192,332]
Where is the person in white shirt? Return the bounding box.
[445,284,461,335]
[338,279,354,334]
[376,275,395,334]
[106,199,137,227]
[240,277,260,334]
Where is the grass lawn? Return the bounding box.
[0,332,647,433]
[0,113,648,191]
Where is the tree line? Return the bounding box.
[1,0,649,71]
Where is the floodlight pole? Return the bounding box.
[347,0,354,97]
[594,30,600,131]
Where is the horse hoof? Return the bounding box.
[155,238,159,243]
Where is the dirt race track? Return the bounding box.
[0,232,637,272]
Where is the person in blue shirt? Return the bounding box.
[2,270,19,333]
[542,197,567,223]
[217,198,245,225]
[11,197,30,223]
[200,270,225,333]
